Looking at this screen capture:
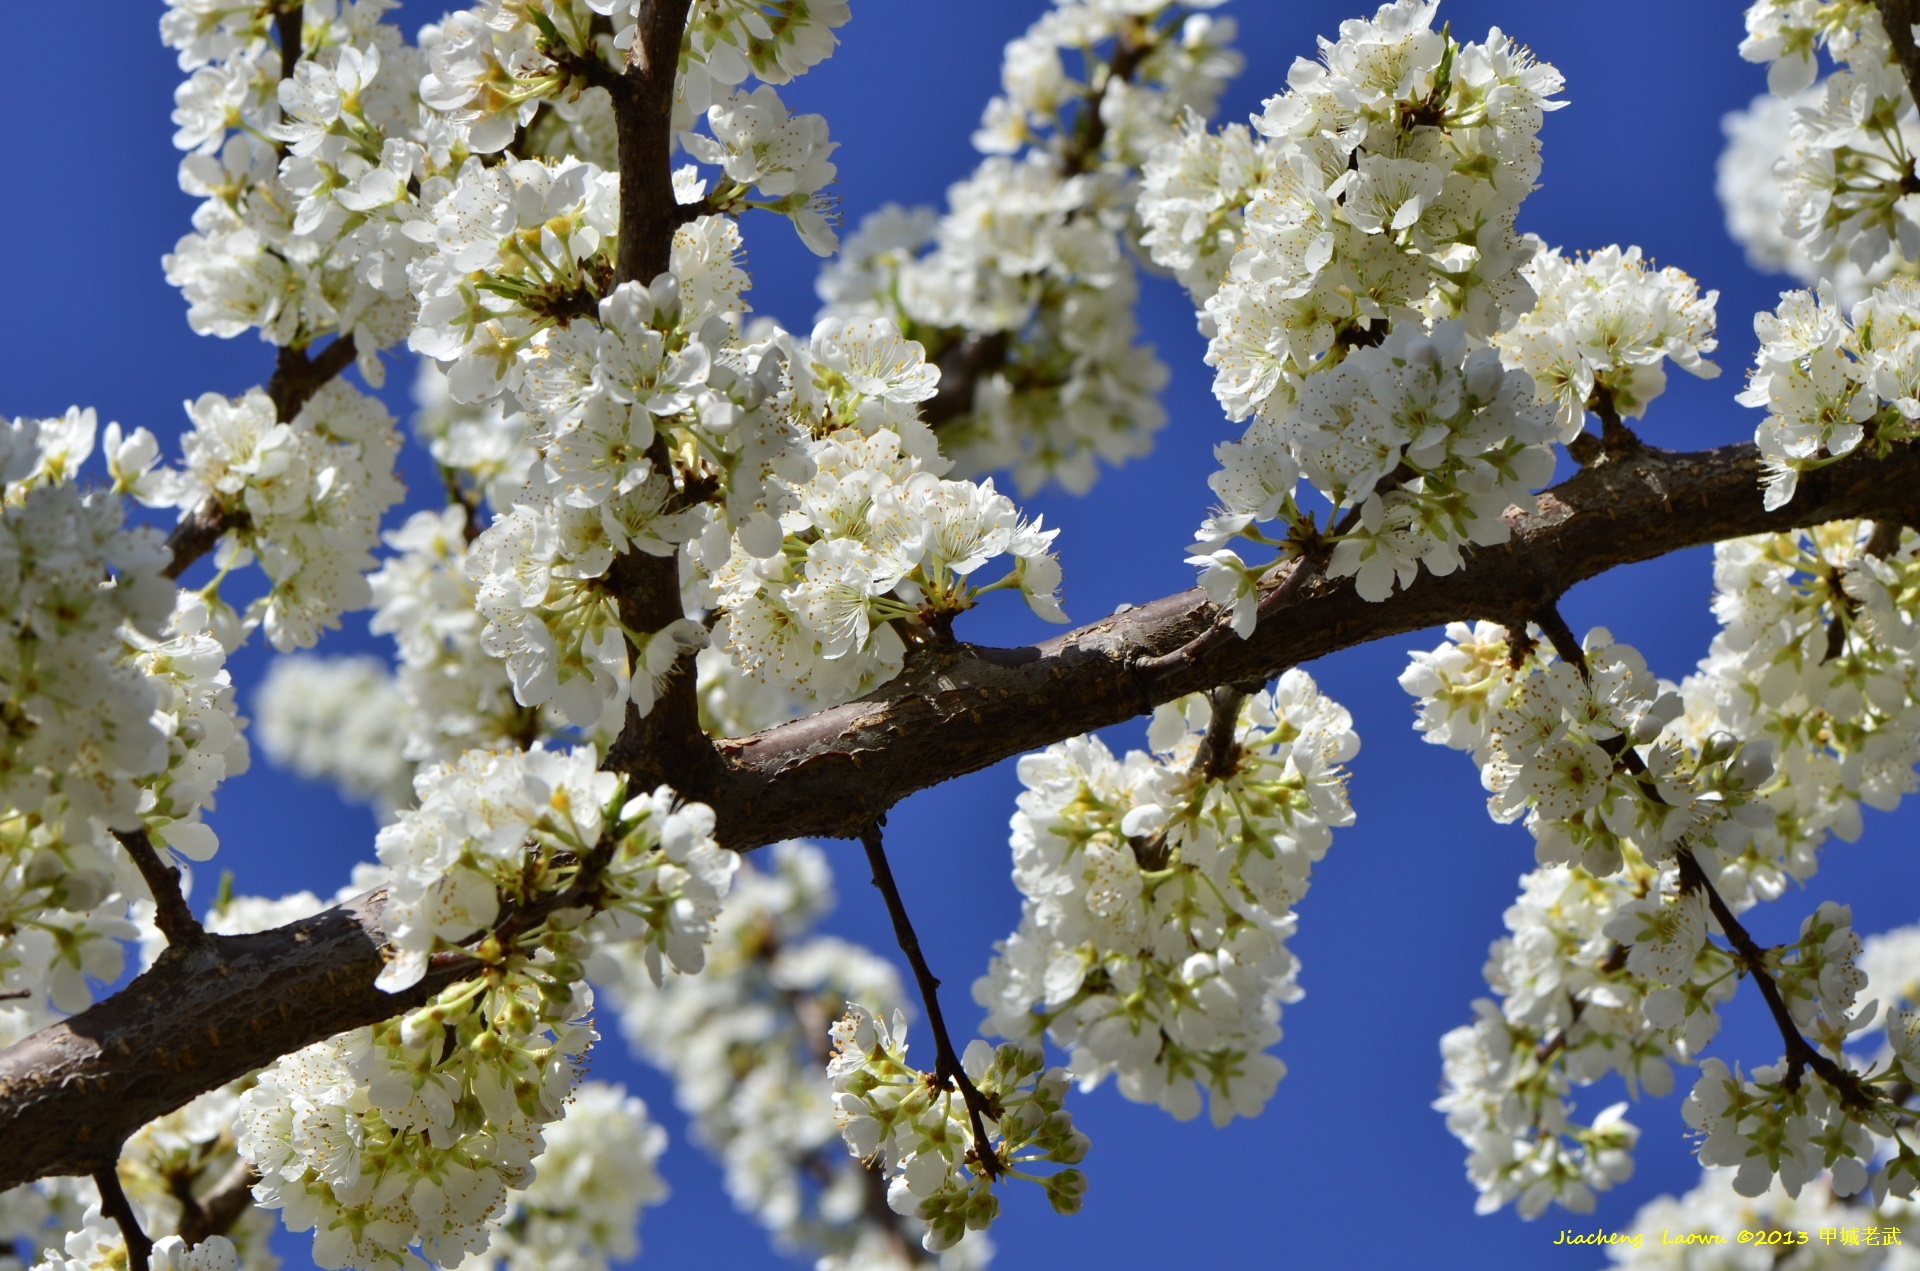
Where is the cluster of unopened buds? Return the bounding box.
[828,1005,1089,1254]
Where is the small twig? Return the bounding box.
[94,1165,152,1271]
[1674,849,1875,1108]
[1503,623,1538,670]
[0,988,28,1002]
[267,336,358,424]
[1194,684,1252,783]
[858,821,1005,1180]
[1588,390,1644,461]
[923,330,1012,431]
[438,466,486,543]
[1534,602,1588,679]
[175,1158,257,1247]
[1866,519,1906,559]
[114,830,205,948]
[1058,19,1150,175]
[1131,681,1258,869]
[1532,946,1626,1063]
[1875,1,1920,115]
[273,5,301,84]
[160,498,232,581]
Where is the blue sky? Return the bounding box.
[11,1,1920,1267]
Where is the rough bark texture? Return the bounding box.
[6,437,1920,1186]
[602,0,718,800]
[0,891,463,1189]
[1878,0,1920,106]
[705,440,1920,848]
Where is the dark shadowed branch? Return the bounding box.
[859,822,1004,1180]
[94,1165,153,1271]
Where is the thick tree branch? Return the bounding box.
[10,438,1920,1187]
[0,890,463,1189]
[612,1,693,288]
[709,440,1920,849]
[599,0,723,800]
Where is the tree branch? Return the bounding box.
[175,1158,258,1248]
[1675,848,1875,1108]
[858,822,1004,1180]
[1195,684,1252,783]
[1877,0,1920,108]
[0,889,463,1188]
[1058,18,1149,176]
[113,829,204,948]
[160,498,233,581]
[1534,602,1588,677]
[9,438,1920,1187]
[267,336,357,424]
[599,0,725,803]
[94,1165,153,1271]
[710,440,1920,850]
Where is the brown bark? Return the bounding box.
[704,440,1920,848]
[601,0,725,804]
[1877,0,1920,109]
[0,890,464,1188]
[6,437,1920,1187]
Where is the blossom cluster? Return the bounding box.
[1146,0,1564,398]
[713,416,1066,709]
[374,743,736,992]
[1689,523,1920,904]
[1490,246,1721,435]
[1609,1166,1920,1269]
[595,840,992,1267]
[171,382,405,650]
[1740,280,1920,509]
[1409,620,1781,1216]
[1136,1,1695,614]
[401,51,1068,724]
[28,1211,237,1271]
[975,673,1358,1127]
[1736,1,1920,280]
[828,1005,1089,1254]
[0,410,258,1040]
[816,0,1245,495]
[1716,84,1914,308]
[1412,518,1920,1217]
[254,651,416,816]
[162,0,428,371]
[235,975,598,1269]
[1189,319,1559,606]
[460,1082,670,1271]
